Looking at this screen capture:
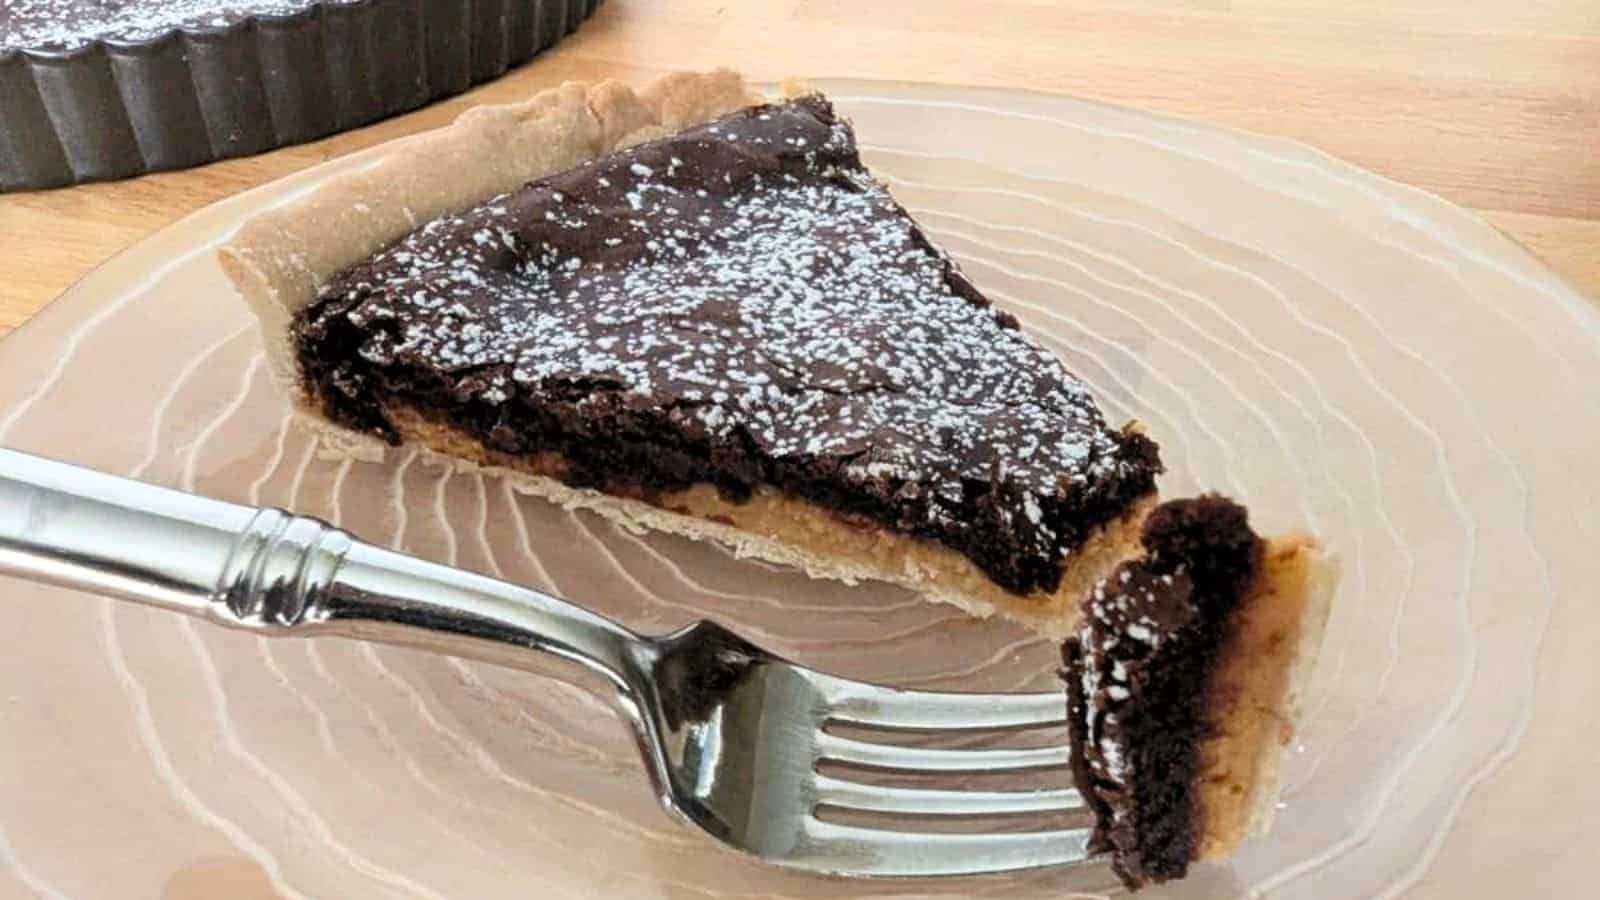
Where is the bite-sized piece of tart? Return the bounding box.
[1061,496,1336,889]
[220,71,1161,635]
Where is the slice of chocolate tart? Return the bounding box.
[1062,496,1336,889]
[221,71,1161,633]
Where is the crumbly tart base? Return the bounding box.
[358,407,1152,638]
[221,69,1157,634]
[1196,536,1338,859]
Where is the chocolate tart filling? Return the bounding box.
[291,94,1160,596]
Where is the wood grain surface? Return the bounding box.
[0,0,1596,337]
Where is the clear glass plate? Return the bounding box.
[1,79,1595,899]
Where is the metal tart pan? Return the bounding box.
[0,0,601,191]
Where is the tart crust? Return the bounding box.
[1198,535,1337,858]
[391,406,1150,638]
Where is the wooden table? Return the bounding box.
[1,0,1597,337]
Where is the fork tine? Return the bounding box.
[807,673,1065,730]
[812,773,1082,816]
[800,820,1093,876]
[816,732,1071,772]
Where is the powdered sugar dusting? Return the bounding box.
[303,96,1156,586]
[1075,563,1196,800]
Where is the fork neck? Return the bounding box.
[317,540,649,696]
[319,542,681,806]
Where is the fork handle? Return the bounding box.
[0,447,647,695]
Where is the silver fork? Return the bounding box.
[0,447,1090,878]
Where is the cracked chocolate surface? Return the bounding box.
[292,94,1161,594]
